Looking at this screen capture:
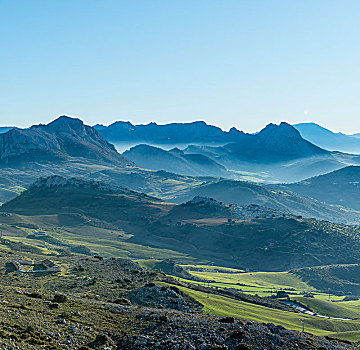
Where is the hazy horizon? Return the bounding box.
[1,1,360,134]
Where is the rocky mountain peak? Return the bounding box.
[49,115,84,128]
[258,122,303,141]
[40,115,94,137]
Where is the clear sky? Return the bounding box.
[1,0,359,133]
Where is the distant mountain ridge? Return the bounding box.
[115,121,342,181]
[0,116,226,205]
[95,122,360,182]
[293,122,360,154]
[94,120,243,144]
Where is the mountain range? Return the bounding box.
[2,117,360,185]
[0,115,359,224]
[0,116,216,204]
[95,119,360,155]
[94,120,243,144]
[120,122,360,182]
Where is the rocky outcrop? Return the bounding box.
[125,284,203,312]
[183,196,290,219]
[0,115,133,165]
[27,175,158,200]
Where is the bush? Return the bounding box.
[53,294,67,303]
[219,316,235,323]
[95,334,108,345]
[159,315,168,322]
[230,330,246,339]
[236,344,253,350]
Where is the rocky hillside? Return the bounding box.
[172,179,360,224]
[0,249,356,350]
[30,175,152,197]
[176,196,290,220]
[1,175,162,220]
[3,176,360,271]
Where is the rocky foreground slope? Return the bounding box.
[0,250,358,350]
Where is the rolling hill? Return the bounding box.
[284,166,360,211]
[123,144,229,177]
[3,176,360,271]
[171,179,360,224]
[291,264,360,295]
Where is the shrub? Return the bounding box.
[219,316,235,323]
[95,334,108,345]
[236,344,254,350]
[230,330,246,339]
[53,294,67,303]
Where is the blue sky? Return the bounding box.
[1,0,359,133]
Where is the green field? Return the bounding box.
[170,283,360,341]
[293,296,360,319]
[181,264,244,273]
[154,262,360,341]
[187,270,312,290]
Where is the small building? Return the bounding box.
[5,259,61,274]
[5,261,22,272]
[33,231,48,237]
[33,259,61,272]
